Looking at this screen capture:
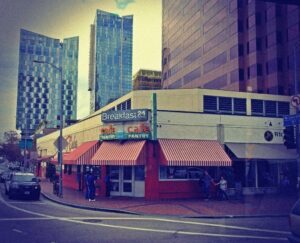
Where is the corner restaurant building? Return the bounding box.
[36,89,298,199]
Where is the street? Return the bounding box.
[0,184,291,243]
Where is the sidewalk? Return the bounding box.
[41,180,298,218]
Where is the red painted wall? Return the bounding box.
[145,141,202,200]
[62,172,77,190]
[145,141,160,200]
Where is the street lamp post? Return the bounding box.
[33,59,64,198]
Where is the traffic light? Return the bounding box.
[283,126,296,149]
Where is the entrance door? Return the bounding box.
[121,166,133,196]
[109,166,134,196]
[110,166,120,196]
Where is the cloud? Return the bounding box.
[115,0,134,9]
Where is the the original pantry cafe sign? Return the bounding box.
[100,109,151,140]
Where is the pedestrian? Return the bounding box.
[217,176,228,200]
[84,172,89,200]
[87,171,96,201]
[202,170,213,200]
[280,175,290,194]
[105,173,111,197]
[52,174,59,196]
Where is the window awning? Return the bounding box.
[51,153,71,165]
[91,140,146,166]
[64,141,100,165]
[226,143,298,160]
[158,139,232,166]
[50,141,99,165]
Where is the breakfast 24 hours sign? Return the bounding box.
[100,109,151,140]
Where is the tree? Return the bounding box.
[0,130,23,162]
[3,131,19,144]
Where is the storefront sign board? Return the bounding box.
[101,109,148,123]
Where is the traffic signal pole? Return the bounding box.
[293,44,300,196]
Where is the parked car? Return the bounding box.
[5,172,41,200]
[289,198,300,243]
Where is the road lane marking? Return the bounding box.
[0,194,289,241]
[0,217,55,221]
[12,229,23,234]
[10,202,45,205]
[68,216,290,235]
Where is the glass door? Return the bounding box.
[121,166,133,196]
[110,166,120,196]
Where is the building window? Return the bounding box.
[257,64,263,76]
[255,13,262,25]
[256,38,262,51]
[276,31,282,44]
[238,44,244,56]
[238,20,244,32]
[233,98,246,115]
[203,96,217,113]
[278,102,290,117]
[159,166,204,180]
[203,52,227,74]
[251,99,264,116]
[219,97,232,114]
[277,58,283,72]
[265,101,277,117]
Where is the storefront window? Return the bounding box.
[245,161,256,187]
[257,160,277,187]
[111,181,119,192]
[278,161,298,190]
[159,166,204,180]
[110,166,119,180]
[123,182,132,192]
[135,166,145,181]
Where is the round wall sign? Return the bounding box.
[264,131,273,142]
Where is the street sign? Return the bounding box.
[53,137,68,150]
[291,95,300,108]
[283,114,300,126]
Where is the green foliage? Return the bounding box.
[0,130,23,162]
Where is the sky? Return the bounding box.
[0,0,162,138]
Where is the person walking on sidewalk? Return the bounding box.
[84,172,89,200]
[217,176,228,200]
[105,173,111,197]
[87,172,96,201]
[202,170,213,200]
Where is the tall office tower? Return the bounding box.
[16,29,79,135]
[89,10,133,113]
[133,69,162,90]
[162,0,300,95]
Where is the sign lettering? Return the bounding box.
[101,109,148,123]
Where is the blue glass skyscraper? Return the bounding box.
[89,10,133,112]
[16,29,79,135]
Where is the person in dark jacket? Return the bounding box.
[87,172,96,201]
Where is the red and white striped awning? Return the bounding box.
[158,139,232,167]
[51,153,71,165]
[51,141,99,165]
[64,141,100,165]
[91,140,146,166]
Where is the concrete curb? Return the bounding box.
[41,192,289,219]
[41,192,140,215]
